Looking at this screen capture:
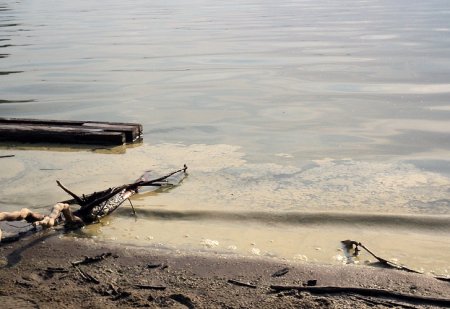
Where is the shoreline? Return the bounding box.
[1,233,449,308]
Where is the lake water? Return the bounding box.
[1,0,450,274]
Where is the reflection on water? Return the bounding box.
[1,0,450,273]
[1,0,450,160]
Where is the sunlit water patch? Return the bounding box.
[1,143,449,274]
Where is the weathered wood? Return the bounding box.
[270,285,450,306]
[0,124,126,145]
[0,165,188,243]
[71,253,112,266]
[133,284,167,290]
[0,117,142,144]
[227,279,257,289]
[82,123,141,142]
[74,265,100,284]
[271,267,290,277]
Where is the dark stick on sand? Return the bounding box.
[270,285,450,306]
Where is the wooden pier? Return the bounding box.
[0,118,142,146]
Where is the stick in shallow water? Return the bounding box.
[341,239,450,281]
[341,240,421,273]
[0,165,188,242]
[0,155,15,158]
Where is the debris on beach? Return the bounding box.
[271,267,290,277]
[227,279,257,289]
[270,284,450,307]
[0,165,188,243]
[341,239,422,274]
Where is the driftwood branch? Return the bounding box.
[73,164,188,221]
[270,285,450,307]
[0,209,44,241]
[34,203,84,229]
[0,208,45,223]
[0,165,188,243]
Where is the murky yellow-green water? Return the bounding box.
[1,0,450,275]
[1,144,449,274]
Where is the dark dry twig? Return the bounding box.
[57,180,84,205]
[350,295,418,309]
[40,168,62,171]
[227,279,257,289]
[272,267,289,277]
[127,199,136,216]
[73,265,100,284]
[133,284,166,290]
[71,252,112,266]
[147,263,163,269]
[46,267,69,273]
[270,285,450,307]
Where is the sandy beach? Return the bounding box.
[1,232,449,309]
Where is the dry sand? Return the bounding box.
[1,231,449,309]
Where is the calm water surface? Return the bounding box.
[1,0,450,273]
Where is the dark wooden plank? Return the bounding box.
[0,118,142,142]
[82,123,141,142]
[0,124,125,145]
[0,118,86,126]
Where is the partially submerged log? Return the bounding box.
[0,117,142,145]
[0,165,188,242]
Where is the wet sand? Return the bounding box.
[1,233,449,308]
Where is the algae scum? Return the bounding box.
[1,0,450,274]
[1,144,449,275]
